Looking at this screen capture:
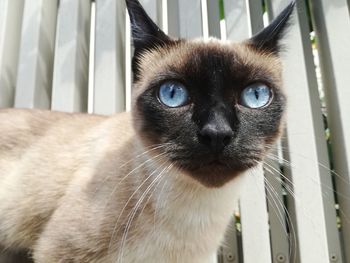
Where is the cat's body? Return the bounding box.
[0,0,295,262]
[0,109,245,262]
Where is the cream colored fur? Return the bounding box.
[0,108,248,262]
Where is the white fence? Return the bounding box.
[1,0,350,262]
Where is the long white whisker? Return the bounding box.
[102,152,168,210]
[119,143,171,168]
[265,144,348,184]
[93,145,169,195]
[117,164,173,263]
[107,159,169,254]
[263,160,297,200]
[263,173,297,262]
[266,154,350,225]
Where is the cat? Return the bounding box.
[0,0,294,262]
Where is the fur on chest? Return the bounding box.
[115,170,248,262]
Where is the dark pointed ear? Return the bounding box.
[248,1,295,54]
[126,0,172,56]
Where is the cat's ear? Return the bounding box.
[126,0,172,56]
[248,1,295,54]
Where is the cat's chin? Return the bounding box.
[181,161,255,188]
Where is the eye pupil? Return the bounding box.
[240,84,272,109]
[158,82,189,108]
[170,86,176,98]
[254,90,259,100]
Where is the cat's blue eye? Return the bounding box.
[158,82,189,108]
[240,84,272,109]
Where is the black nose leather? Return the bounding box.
[199,121,233,153]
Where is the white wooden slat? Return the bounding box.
[94,0,125,114]
[14,0,58,109]
[281,147,299,263]
[51,0,91,113]
[88,2,96,114]
[0,0,24,108]
[223,0,250,42]
[140,0,161,24]
[200,0,209,39]
[265,152,291,263]
[248,2,292,261]
[125,12,132,112]
[167,0,203,38]
[221,217,240,263]
[223,1,272,262]
[310,1,350,260]
[158,0,166,33]
[247,0,264,34]
[206,0,221,39]
[268,1,341,262]
[240,168,272,263]
[291,0,343,260]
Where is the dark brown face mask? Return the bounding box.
[126,0,295,187]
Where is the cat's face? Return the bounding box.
[127,0,294,187]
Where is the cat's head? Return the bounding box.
[126,0,294,187]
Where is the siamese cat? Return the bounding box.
[0,0,294,262]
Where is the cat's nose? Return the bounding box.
[199,121,233,153]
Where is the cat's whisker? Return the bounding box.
[153,172,171,233]
[265,153,350,225]
[263,172,297,262]
[136,165,176,244]
[262,160,297,200]
[107,159,170,254]
[250,161,297,262]
[263,178,288,235]
[263,164,319,227]
[117,164,173,263]
[262,155,350,259]
[100,151,168,208]
[266,152,350,209]
[92,144,170,196]
[118,171,167,250]
[256,162,298,261]
[265,144,348,184]
[119,143,171,168]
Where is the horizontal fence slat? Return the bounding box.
[94,0,125,114]
[14,0,58,109]
[51,0,91,113]
[0,0,24,108]
[310,1,350,260]
[268,0,341,262]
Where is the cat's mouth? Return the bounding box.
[171,153,261,187]
[192,158,247,172]
[207,159,227,166]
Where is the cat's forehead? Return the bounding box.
[136,39,283,86]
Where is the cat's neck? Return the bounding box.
[133,137,248,215]
[119,143,248,260]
